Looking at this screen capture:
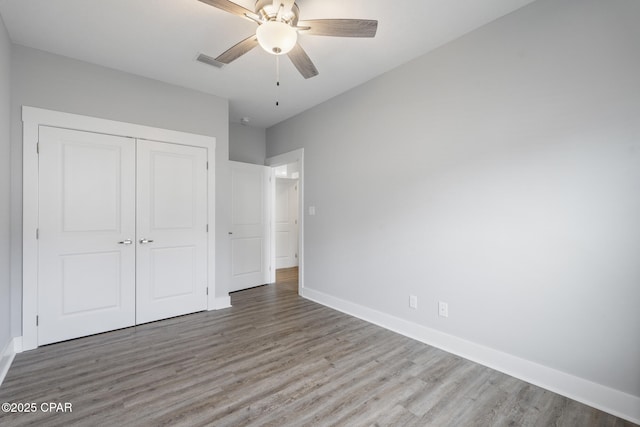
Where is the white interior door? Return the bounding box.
[275,178,299,269]
[136,140,208,324]
[38,126,136,345]
[230,161,270,292]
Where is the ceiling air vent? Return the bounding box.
[196,53,225,68]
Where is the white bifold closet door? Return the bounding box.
[38,127,137,345]
[37,127,208,346]
[135,140,208,324]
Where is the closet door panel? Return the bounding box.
[136,140,208,324]
[37,126,136,345]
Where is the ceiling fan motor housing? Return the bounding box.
[255,0,299,25]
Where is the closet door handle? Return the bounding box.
[139,238,154,244]
[118,239,133,245]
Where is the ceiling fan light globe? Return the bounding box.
[256,21,297,55]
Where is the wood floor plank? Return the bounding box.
[276,267,299,283]
[0,278,636,427]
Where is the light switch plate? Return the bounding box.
[409,295,418,309]
[438,301,449,318]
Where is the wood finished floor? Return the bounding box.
[276,266,298,284]
[0,274,635,426]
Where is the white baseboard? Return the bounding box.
[211,295,232,310]
[0,337,21,387]
[301,287,640,425]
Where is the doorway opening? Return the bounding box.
[274,163,299,286]
[266,149,304,293]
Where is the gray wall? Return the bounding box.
[0,16,11,352]
[229,123,266,165]
[10,45,232,335]
[267,0,640,398]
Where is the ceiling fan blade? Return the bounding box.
[216,35,259,64]
[297,19,378,38]
[198,0,256,20]
[287,43,319,79]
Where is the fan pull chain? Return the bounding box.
[275,55,280,107]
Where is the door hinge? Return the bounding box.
[206,161,209,170]
[36,315,39,326]
[206,224,209,232]
[206,287,209,295]
[36,142,40,154]
[36,228,39,239]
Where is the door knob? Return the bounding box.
[139,238,154,244]
[118,239,133,245]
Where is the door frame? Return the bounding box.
[22,106,217,351]
[265,149,304,292]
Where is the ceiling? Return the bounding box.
[0,0,537,128]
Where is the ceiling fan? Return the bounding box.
[198,0,378,79]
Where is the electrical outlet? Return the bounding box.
[438,301,449,318]
[409,295,418,309]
